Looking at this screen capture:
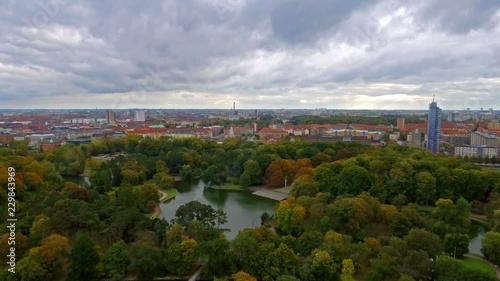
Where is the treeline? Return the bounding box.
[461,155,499,165]
[199,116,273,129]
[291,115,426,126]
[291,116,397,126]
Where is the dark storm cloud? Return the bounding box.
[270,0,372,44]
[0,0,499,109]
[416,0,500,33]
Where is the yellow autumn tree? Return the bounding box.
[340,259,355,281]
[232,271,258,281]
[275,198,306,236]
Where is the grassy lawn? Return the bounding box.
[160,188,179,202]
[211,182,246,191]
[461,257,496,277]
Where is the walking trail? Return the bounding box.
[150,190,167,220]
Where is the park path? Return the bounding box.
[464,254,500,280]
[150,190,168,220]
[252,186,291,201]
[158,189,168,202]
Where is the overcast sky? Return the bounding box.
[1,0,500,110]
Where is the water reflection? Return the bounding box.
[160,179,277,240]
[469,224,484,256]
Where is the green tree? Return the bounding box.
[202,164,227,185]
[165,239,198,276]
[17,256,47,281]
[239,172,252,188]
[166,223,183,247]
[90,162,112,193]
[321,230,346,263]
[370,252,398,280]
[137,183,160,212]
[276,275,301,281]
[187,220,209,242]
[180,164,194,180]
[335,165,372,196]
[231,233,260,274]
[103,240,130,281]
[432,198,471,236]
[265,243,298,279]
[243,160,263,185]
[296,231,324,256]
[200,239,235,277]
[404,229,442,259]
[44,145,86,176]
[117,184,141,209]
[290,175,320,197]
[493,210,500,232]
[156,159,169,174]
[435,255,463,281]
[481,231,500,264]
[443,233,469,258]
[275,198,306,236]
[128,244,165,280]
[311,152,332,167]
[154,172,174,190]
[120,161,147,185]
[68,235,100,281]
[313,163,339,195]
[415,171,436,205]
[400,250,431,280]
[301,250,337,281]
[175,200,223,228]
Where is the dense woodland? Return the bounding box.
[1,136,500,281]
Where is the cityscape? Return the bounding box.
[1,1,500,281]
[1,103,499,160]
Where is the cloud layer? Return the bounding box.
[1,0,500,110]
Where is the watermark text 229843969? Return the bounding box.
[6,167,17,274]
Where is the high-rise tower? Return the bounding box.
[106,110,116,125]
[135,110,146,122]
[426,96,442,153]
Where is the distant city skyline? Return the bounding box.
[1,1,500,109]
[0,105,497,112]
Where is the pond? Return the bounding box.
[159,179,278,240]
[468,221,487,256]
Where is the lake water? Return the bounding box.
[469,224,484,256]
[159,179,278,240]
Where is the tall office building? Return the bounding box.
[397,118,405,131]
[426,98,442,153]
[106,110,116,125]
[135,110,146,122]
